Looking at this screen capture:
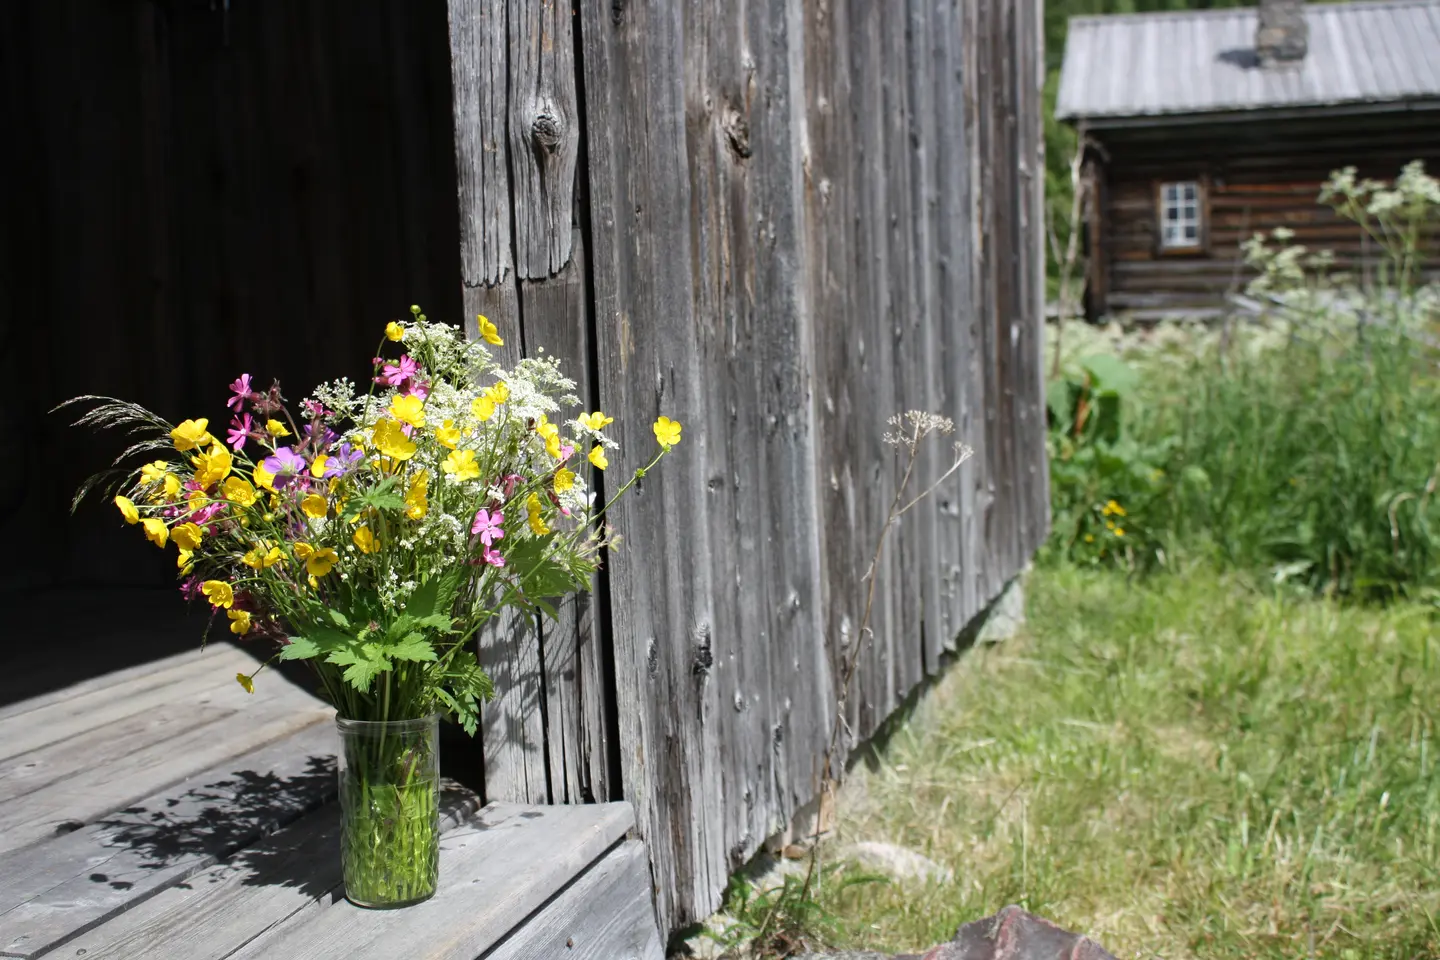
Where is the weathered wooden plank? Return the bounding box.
[48,786,482,960]
[227,802,634,960]
[0,644,214,726]
[0,721,335,960]
[0,645,273,763]
[0,681,330,857]
[576,0,723,934]
[483,840,663,960]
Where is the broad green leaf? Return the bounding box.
[278,636,321,661]
[1080,354,1139,398]
[328,609,351,629]
[389,633,438,662]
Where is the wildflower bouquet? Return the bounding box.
[67,308,679,906]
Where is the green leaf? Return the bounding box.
[388,633,438,662]
[341,658,386,692]
[534,598,560,622]
[343,476,406,522]
[278,636,321,661]
[1080,354,1139,398]
[328,609,351,629]
[303,625,357,652]
[408,570,462,621]
[414,613,457,633]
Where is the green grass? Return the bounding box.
[813,563,1440,959]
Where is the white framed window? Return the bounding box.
[1159,180,1203,250]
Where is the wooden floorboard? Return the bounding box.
[39,786,482,960]
[0,720,335,960]
[225,802,635,960]
[483,840,663,960]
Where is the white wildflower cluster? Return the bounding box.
[305,378,362,421]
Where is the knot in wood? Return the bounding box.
[531,112,563,155]
[722,106,752,161]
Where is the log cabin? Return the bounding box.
[1057,0,1440,319]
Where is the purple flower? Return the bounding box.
[227,374,253,411]
[471,508,504,547]
[303,423,339,449]
[302,399,331,420]
[380,355,420,387]
[180,577,204,601]
[323,443,365,478]
[262,446,307,488]
[227,414,254,452]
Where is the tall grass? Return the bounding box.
[815,565,1440,959]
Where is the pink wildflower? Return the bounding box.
[227,414,254,451]
[471,508,504,547]
[559,444,575,461]
[380,354,420,387]
[501,474,525,497]
[227,374,253,411]
[482,546,506,568]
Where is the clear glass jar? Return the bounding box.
[335,714,440,908]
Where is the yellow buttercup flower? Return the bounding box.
[306,547,338,577]
[201,580,235,609]
[300,494,329,519]
[242,544,283,569]
[353,526,379,554]
[142,517,168,547]
[477,314,504,346]
[588,445,608,470]
[485,382,509,405]
[372,420,417,461]
[653,416,682,450]
[310,455,330,479]
[1101,499,1127,518]
[536,416,563,459]
[293,542,315,561]
[390,394,426,429]
[163,474,183,501]
[471,396,496,422]
[170,419,212,452]
[252,464,277,492]
[228,609,252,636]
[265,419,290,438]
[192,443,232,489]
[177,549,194,574]
[385,321,405,342]
[442,449,481,482]
[171,522,203,552]
[115,495,139,524]
[554,468,575,493]
[579,411,613,431]
[222,476,258,507]
[236,673,255,694]
[140,460,169,485]
[435,419,462,450]
[405,471,430,520]
[526,493,550,536]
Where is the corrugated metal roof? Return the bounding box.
[1056,0,1440,123]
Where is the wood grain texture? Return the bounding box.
[483,840,664,960]
[228,802,634,960]
[0,722,335,960]
[48,785,482,960]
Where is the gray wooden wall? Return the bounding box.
[446,0,1048,935]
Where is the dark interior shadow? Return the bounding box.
[1217,47,1260,70]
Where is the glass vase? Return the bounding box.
[335,714,440,908]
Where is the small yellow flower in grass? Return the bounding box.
[300,494,328,519]
[265,419,290,438]
[142,517,168,547]
[222,476,258,507]
[1101,499,1126,518]
[653,416,681,450]
[170,418,212,452]
[553,468,575,493]
[579,411,613,432]
[310,455,330,479]
[306,547,338,577]
[252,463,277,492]
[405,471,429,520]
[390,393,425,429]
[588,445,608,470]
[372,419,416,461]
[385,321,405,342]
[477,314,504,346]
[172,522,203,552]
[1114,527,1125,537]
[201,580,234,609]
[115,495,139,524]
[442,448,481,482]
[236,673,255,694]
[435,419,462,450]
[526,493,550,536]
[353,526,379,554]
[192,443,232,489]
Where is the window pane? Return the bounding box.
[1184,224,1198,241]
[1166,207,1178,222]
[1183,184,1197,202]
[1163,185,1177,204]
[1163,225,1177,245]
[1183,204,1196,220]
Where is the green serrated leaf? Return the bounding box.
[534,598,560,622]
[389,633,438,662]
[414,613,456,633]
[279,636,321,661]
[328,609,351,629]
[341,657,386,692]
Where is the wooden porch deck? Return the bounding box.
[0,644,663,959]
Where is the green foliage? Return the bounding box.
[693,864,886,959]
[810,564,1440,959]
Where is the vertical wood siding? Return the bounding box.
[448,0,1047,932]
